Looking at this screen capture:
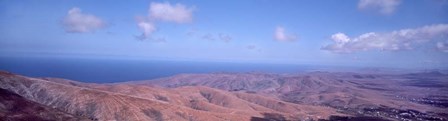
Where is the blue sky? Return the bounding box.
[0,0,447,69]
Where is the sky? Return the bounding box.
[0,0,448,69]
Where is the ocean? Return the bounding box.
[0,56,311,83]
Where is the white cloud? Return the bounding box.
[358,0,400,14]
[136,20,156,40]
[322,24,448,53]
[149,2,194,23]
[331,33,350,43]
[63,7,105,33]
[136,2,194,40]
[437,41,448,52]
[274,26,297,42]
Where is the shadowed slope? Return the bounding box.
[0,88,90,121]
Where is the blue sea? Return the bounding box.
[0,56,313,83]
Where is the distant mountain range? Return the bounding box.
[1,71,447,121]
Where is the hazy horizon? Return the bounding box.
[1,55,443,83]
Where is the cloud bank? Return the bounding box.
[322,24,448,53]
[274,26,297,42]
[358,0,400,14]
[63,7,106,33]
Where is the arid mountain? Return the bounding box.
[136,72,448,121]
[1,71,447,121]
[0,71,340,121]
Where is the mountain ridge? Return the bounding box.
[1,71,447,121]
[0,71,342,121]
